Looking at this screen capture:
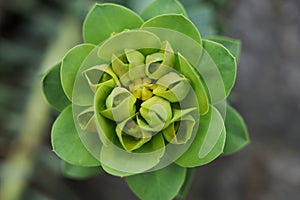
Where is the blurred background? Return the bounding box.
[1,0,300,199]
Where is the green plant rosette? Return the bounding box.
[42,1,249,199]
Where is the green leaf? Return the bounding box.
[101,164,133,177]
[71,46,110,106]
[97,30,161,61]
[142,14,201,44]
[77,107,97,132]
[141,0,187,21]
[83,3,143,45]
[94,84,165,176]
[176,106,226,167]
[42,62,71,111]
[141,27,203,67]
[207,36,241,60]
[223,105,249,155]
[126,164,186,200]
[61,161,103,179]
[101,87,136,122]
[115,120,152,153]
[153,72,191,102]
[140,96,172,129]
[61,44,95,100]
[99,133,165,176]
[178,53,209,115]
[163,114,195,144]
[52,105,100,167]
[197,39,236,103]
[94,83,116,146]
[83,64,118,93]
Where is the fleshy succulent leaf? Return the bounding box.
[97,30,161,61]
[83,64,118,92]
[207,36,241,61]
[94,82,117,146]
[61,161,103,179]
[223,105,249,155]
[163,115,195,144]
[100,87,136,122]
[197,39,237,103]
[101,164,134,177]
[142,27,203,68]
[52,105,100,167]
[77,107,97,132]
[71,45,110,106]
[126,164,186,200]
[125,49,145,67]
[116,117,152,152]
[140,96,172,130]
[170,108,197,123]
[141,0,187,21]
[112,54,129,78]
[61,44,96,100]
[153,72,190,102]
[176,106,226,167]
[125,49,147,81]
[142,14,201,44]
[42,62,71,111]
[177,53,209,115]
[83,3,143,45]
[145,41,175,80]
[100,133,165,176]
[145,52,168,80]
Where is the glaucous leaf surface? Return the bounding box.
[176,106,226,167]
[223,105,249,155]
[42,62,70,111]
[83,3,143,45]
[142,14,201,44]
[94,84,165,176]
[61,44,95,100]
[177,53,209,115]
[99,133,165,176]
[126,164,186,200]
[141,0,187,21]
[207,36,241,60]
[197,39,236,103]
[71,47,106,106]
[52,105,100,167]
[97,30,161,61]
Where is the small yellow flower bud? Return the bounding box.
[141,87,153,101]
[133,89,141,99]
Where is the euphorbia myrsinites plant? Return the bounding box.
[42,0,249,199]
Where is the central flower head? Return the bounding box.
[82,40,198,152]
[128,77,156,100]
